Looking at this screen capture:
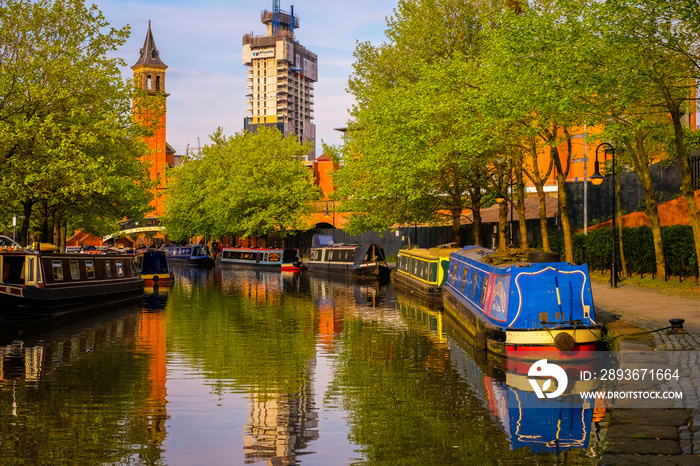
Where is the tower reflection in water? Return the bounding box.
[217,268,319,464]
[0,298,170,462]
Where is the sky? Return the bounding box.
[94,0,399,157]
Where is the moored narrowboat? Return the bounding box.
[162,244,214,267]
[0,237,143,316]
[137,248,174,285]
[393,244,460,298]
[442,246,602,357]
[218,247,302,272]
[308,235,391,280]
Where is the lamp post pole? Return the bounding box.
[591,142,617,288]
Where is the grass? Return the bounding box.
[589,269,700,300]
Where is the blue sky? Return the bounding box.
[95,0,398,156]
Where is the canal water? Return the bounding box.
[0,266,602,465]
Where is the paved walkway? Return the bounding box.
[591,281,700,334]
[591,281,700,463]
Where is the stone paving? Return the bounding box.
[594,285,700,464]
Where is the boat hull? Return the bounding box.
[443,290,602,358]
[0,278,144,317]
[392,270,442,299]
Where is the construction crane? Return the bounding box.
[272,0,280,35]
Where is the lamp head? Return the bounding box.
[590,173,604,186]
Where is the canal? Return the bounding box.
[0,266,602,464]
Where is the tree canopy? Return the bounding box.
[163,127,320,242]
[333,0,700,275]
[0,0,155,245]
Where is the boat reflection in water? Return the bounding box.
[0,303,169,461]
[395,290,605,456]
[143,284,171,311]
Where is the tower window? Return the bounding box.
[151,50,157,59]
[156,76,161,91]
[147,75,152,90]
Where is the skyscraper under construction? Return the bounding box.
[242,2,318,159]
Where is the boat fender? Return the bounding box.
[152,275,159,282]
[474,331,487,351]
[554,332,576,352]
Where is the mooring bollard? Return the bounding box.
[668,318,685,334]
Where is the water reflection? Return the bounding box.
[0,267,602,464]
[0,305,168,463]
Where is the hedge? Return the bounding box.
[570,225,697,281]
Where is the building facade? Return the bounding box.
[242,5,318,159]
[132,21,174,217]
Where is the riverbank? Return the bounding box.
[593,280,700,463]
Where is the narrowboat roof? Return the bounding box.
[400,245,460,260]
[453,246,565,270]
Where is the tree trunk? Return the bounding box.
[498,199,507,250]
[471,196,482,247]
[451,208,462,246]
[536,187,549,251]
[664,88,700,280]
[550,133,574,263]
[515,161,528,248]
[627,137,666,279]
[20,199,34,247]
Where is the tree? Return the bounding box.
[163,127,320,243]
[334,0,509,246]
[484,0,600,262]
[585,0,700,279]
[0,0,154,246]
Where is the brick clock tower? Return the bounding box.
[132,21,173,217]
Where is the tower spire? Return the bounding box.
[132,21,166,69]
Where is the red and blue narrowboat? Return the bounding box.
[442,246,602,357]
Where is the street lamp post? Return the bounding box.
[590,142,618,288]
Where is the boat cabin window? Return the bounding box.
[70,260,80,280]
[85,260,95,279]
[461,269,468,290]
[52,260,64,281]
[2,256,25,284]
[116,260,124,277]
[452,263,458,284]
[471,272,478,297]
[429,263,438,283]
[480,276,489,306]
[26,256,36,285]
[105,260,112,278]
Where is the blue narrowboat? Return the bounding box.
[162,244,214,267]
[442,246,602,357]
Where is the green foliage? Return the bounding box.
[163,127,320,242]
[0,0,154,241]
[573,226,697,280]
[334,0,508,239]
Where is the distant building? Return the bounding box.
[242,3,318,159]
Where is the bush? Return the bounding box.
[572,225,697,280]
